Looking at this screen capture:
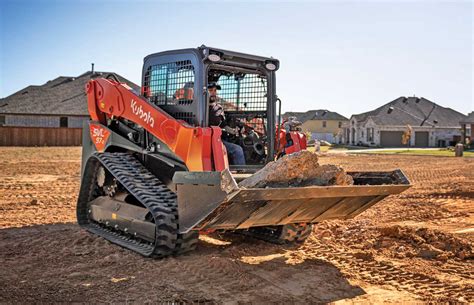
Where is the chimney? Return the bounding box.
[91,63,95,73]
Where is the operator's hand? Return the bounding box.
[223,126,239,135]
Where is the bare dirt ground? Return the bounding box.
[0,147,472,303]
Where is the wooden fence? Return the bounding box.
[0,126,82,146]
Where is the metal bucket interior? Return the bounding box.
[174,169,411,233]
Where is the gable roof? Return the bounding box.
[351,96,468,127]
[0,71,140,116]
[460,111,474,124]
[282,109,348,123]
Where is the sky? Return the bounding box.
[0,0,472,117]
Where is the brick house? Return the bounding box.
[0,71,139,146]
[343,96,468,147]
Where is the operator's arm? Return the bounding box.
[208,100,225,127]
[209,98,241,136]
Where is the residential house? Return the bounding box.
[344,96,468,147]
[460,111,473,147]
[282,110,349,143]
[0,71,139,146]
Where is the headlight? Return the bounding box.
[208,54,221,62]
[265,62,276,71]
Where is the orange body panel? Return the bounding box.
[210,126,229,171]
[85,78,227,172]
[277,128,307,155]
[89,123,111,152]
[284,133,302,154]
[298,132,307,150]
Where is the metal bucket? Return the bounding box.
[174,169,411,233]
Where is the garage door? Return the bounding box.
[312,133,335,143]
[380,131,404,147]
[415,131,429,147]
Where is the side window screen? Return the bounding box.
[145,60,195,106]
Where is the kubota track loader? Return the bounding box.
[77,46,411,257]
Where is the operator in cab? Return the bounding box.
[207,82,246,165]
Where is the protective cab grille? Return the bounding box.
[144,60,196,125]
[215,73,268,135]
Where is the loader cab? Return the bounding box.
[142,46,279,171]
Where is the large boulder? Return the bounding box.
[238,150,353,188]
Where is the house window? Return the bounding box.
[60,117,68,128]
[0,115,5,126]
[338,121,342,128]
[322,121,327,128]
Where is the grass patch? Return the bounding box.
[307,144,367,152]
[361,149,474,157]
[307,145,332,152]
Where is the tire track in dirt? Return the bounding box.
[297,238,472,302]
[436,262,474,281]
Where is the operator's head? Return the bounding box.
[207,82,221,101]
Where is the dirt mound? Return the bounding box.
[378,225,473,260]
[239,150,353,188]
[314,220,473,261]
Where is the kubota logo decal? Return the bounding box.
[131,99,155,128]
[89,124,110,152]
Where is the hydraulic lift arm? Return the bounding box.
[85,78,228,171]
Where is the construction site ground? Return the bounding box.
[0,147,472,303]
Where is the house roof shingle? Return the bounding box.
[460,111,474,124]
[0,71,140,116]
[282,110,348,123]
[351,97,468,127]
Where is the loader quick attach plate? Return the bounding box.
[174,170,411,233]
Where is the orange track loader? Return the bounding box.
[77,46,411,257]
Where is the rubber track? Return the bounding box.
[77,152,197,257]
